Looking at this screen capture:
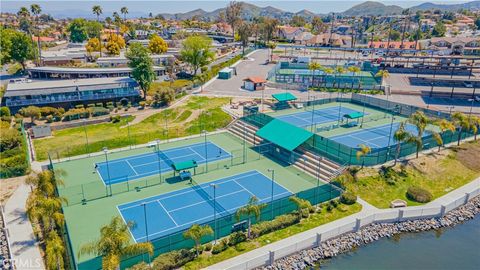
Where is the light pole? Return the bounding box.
[386,105,399,159]
[203,130,208,172]
[310,95,316,133]
[83,119,89,154]
[267,169,275,219]
[210,183,218,244]
[103,147,112,196]
[468,98,474,118]
[155,139,162,184]
[142,202,151,263]
[127,119,132,149]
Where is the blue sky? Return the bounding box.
[1,1,472,18]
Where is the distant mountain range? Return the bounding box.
[158,1,480,20]
[3,1,479,20]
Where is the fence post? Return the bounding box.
[440,205,446,217]
[464,192,470,204]
[316,233,322,247]
[398,209,404,221]
[355,218,361,231]
[269,250,275,265]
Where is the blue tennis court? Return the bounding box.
[276,106,363,128]
[96,142,231,185]
[330,122,423,149]
[118,170,292,242]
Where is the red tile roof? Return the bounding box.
[244,76,266,84]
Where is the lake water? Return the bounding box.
[320,216,480,270]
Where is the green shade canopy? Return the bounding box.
[256,119,313,151]
[271,92,297,102]
[172,160,198,171]
[343,112,364,119]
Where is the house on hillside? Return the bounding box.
[277,26,304,42]
[294,32,314,45]
[305,33,351,47]
[425,37,480,55]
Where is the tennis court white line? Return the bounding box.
[132,152,199,169]
[118,171,261,210]
[156,200,179,226]
[135,190,293,242]
[167,189,247,213]
[340,134,381,148]
[116,205,137,242]
[232,179,256,197]
[188,146,207,160]
[125,160,139,176]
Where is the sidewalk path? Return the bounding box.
[4,184,45,270]
[207,177,480,270]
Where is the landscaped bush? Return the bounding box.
[110,115,121,123]
[150,248,195,270]
[211,238,229,254]
[250,214,300,238]
[406,186,433,203]
[0,122,28,178]
[63,108,90,121]
[228,231,247,246]
[340,192,357,205]
[90,107,110,117]
[204,242,212,251]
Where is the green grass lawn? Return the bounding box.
[183,203,362,270]
[338,141,480,208]
[33,96,232,160]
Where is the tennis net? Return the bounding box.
[190,178,229,215]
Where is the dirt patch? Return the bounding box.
[453,141,480,172]
[407,150,449,175]
[0,176,25,204]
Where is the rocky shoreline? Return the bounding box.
[261,196,480,270]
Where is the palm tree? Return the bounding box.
[334,66,345,89]
[323,67,334,90]
[45,231,65,270]
[237,22,252,56]
[375,69,390,90]
[435,118,455,151]
[393,122,409,165]
[183,224,213,256]
[451,112,470,146]
[407,111,429,158]
[120,7,129,22]
[79,216,153,270]
[347,66,361,90]
[289,196,312,217]
[470,116,480,141]
[30,4,42,66]
[113,12,121,36]
[308,62,322,90]
[92,5,103,56]
[356,144,371,168]
[235,196,266,238]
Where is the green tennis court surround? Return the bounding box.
[172,160,198,171]
[256,119,313,151]
[271,92,297,102]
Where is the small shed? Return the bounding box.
[243,76,267,91]
[32,125,52,138]
[218,67,233,79]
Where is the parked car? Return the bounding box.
[475,96,480,102]
[463,81,474,88]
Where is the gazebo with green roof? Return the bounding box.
[271,92,297,110]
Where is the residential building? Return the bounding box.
[277,26,305,41]
[3,77,140,111]
[426,37,480,55]
[97,54,175,68]
[306,33,352,47]
[27,66,166,79]
[368,41,419,50]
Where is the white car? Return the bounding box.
[475,96,480,102]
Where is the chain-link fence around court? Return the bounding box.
[76,181,342,270]
[242,94,475,167]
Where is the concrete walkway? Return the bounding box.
[207,177,480,270]
[4,183,45,270]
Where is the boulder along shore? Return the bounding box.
[260,196,480,270]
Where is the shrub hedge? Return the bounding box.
[250,214,300,238]
[340,192,357,205]
[150,249,195,270]
[406,186,433,203]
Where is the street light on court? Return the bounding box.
[202,130,208,172]
[142,202,151,263]
[103,147,112,196]
[267,168,275,219]
[155,139,162,184]
[210,183,218,244]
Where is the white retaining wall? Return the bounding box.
[221,184,480,270]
